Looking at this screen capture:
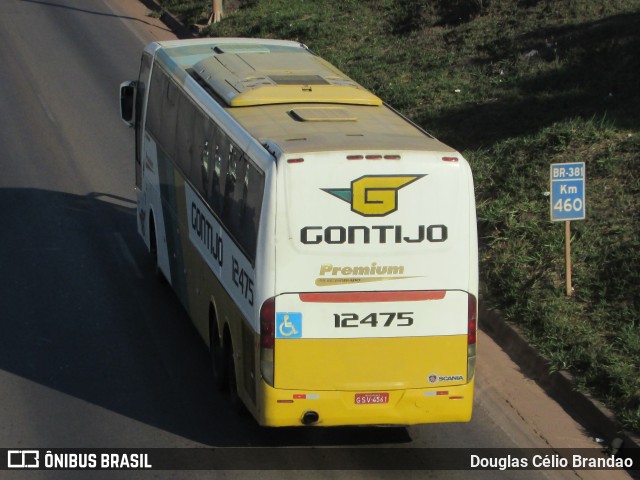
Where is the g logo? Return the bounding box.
[323,175,424,217]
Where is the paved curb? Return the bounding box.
[480,298,640,457]
[133,0,640,465]
[137,0,196,39]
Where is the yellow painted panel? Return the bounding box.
[229,85,382,107]
[257,378,474,427]
[274,336,468,391]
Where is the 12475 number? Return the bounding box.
[333,312,414,328]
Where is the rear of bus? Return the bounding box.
[258,148,478,427]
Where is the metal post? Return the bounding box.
[213,0,223,22]
[208,0,223,24]
[565,220,572,296]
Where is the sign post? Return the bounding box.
[550,162,586,296]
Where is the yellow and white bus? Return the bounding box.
[120,38,478,427]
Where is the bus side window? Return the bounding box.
[146,67,178,161]
[241,160,264,260]
[210,126,230,217]
[145,66,165,144]
[175,93,196,181]
[222,143,242,229]
[224,149,266,260]
[191,111,213,198]
[159,77,178,159]
[135,53,152,188]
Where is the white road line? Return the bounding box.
[37,94,56,123]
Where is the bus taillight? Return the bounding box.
[260,297,276,386]
[260,297,275,348]
[468,294,477,346]
[467,294,477,381]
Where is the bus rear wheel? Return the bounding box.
[149,215,165,283]
[209,314,228,391]
[226,345,243,413]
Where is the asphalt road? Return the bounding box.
[0,1,632,479]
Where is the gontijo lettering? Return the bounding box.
[301,224,448,245]
[190,202,223,267]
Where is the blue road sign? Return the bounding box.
[550,162,586,221]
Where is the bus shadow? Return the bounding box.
[0,187,411,447]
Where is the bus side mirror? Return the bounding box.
[120,81,137,127]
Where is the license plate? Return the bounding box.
[354,392,389,405]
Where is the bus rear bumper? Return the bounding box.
[257,379,474,427]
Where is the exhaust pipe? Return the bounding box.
[301,411,319,425]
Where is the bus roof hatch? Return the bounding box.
[192,50,382,107]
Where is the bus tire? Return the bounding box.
[149,214,166,283]
[226,344,244,413]
[209,310,228,391]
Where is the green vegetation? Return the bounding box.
[157,0,640,432]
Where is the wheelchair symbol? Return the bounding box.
[279,314,298,336]
[276,312,302,338]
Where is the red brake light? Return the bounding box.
[346,154,401,160]
[468,294,477,345]
[260,297,275,348]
